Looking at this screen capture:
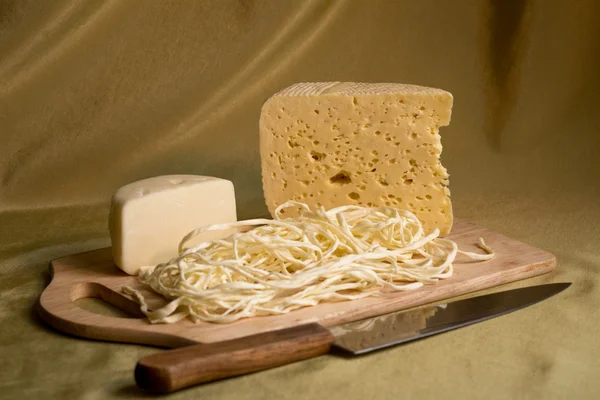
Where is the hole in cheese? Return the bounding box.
[330,171,352,185]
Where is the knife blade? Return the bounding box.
[135,282,570,393]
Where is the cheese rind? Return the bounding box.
[109,175,237,275]
[259,82,454,235]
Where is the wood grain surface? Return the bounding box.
[37,219,556,348]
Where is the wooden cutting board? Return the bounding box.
[38,220,556,348]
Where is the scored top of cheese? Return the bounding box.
[273,82,451,105]
[259,81,454,236]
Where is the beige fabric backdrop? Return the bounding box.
[1,1,599,399]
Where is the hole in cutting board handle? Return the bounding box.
[71,282,145,319]
[75,298,137,318]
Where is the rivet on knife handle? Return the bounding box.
[135,323,335,393]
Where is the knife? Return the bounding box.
[135,282,570,393]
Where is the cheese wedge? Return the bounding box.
[259,82,453,235]
[109,175,237,275]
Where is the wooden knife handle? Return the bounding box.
[135,323,335,393]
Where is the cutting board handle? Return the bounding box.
[135,323,335,393]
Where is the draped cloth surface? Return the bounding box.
[1,1,599,398]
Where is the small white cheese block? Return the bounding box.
[109,175,237,275]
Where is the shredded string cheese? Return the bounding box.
[122,201,494,324]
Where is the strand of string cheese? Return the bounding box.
[122,201,494,324]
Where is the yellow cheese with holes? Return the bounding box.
[109,175,237,275]
[259,82,453,235]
